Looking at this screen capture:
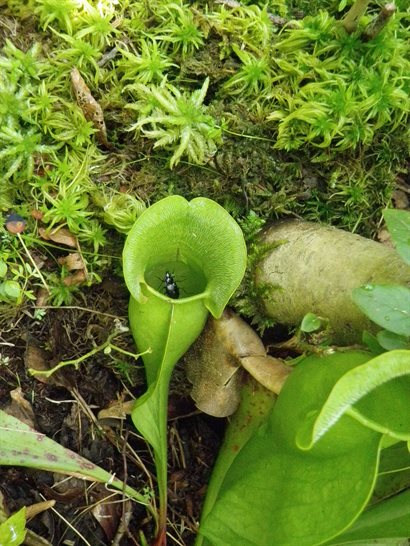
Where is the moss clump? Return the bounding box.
[0,0,408,308]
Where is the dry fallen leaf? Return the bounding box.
[185,309,292,417]
[58,252,85,271]
[25,500,56,521]
[4,387,37,428]
[24,343,71,388]
[39,226,78,247]
[185,312,242,417]
[35,287,50,307]
[63,269,87,286]
[71,67,110,148]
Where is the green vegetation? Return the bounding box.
[0,0,408,313]
[196,208,410,546]
[0,0,409,544]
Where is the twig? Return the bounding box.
[362,3,396,41]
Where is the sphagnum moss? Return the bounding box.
[0,0,408,311]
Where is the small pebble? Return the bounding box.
[5,213,26,234]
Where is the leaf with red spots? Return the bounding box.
[0,410,151,510]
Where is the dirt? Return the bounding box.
[0,283,223,545]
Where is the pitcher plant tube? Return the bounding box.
[122,195,247,545]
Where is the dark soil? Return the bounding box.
[0,283,223,545]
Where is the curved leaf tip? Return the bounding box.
[301,350,410,449]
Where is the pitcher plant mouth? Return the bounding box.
[144,260,208,302]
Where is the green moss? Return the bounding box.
[0,0,408,311]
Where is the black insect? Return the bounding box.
[163,271,179,299]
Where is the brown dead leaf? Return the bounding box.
[63,270,87,286]
[92,495,122,541]
[25,500,56,521]
[58,252,84,271]
[241,355,292,394]
[24,344,51,384]
[185,311,243,417]
[24,343,71,388]
[39,227,78,247]
[98,396,134,421]
[71,67,110,148]
[35,287,50,307]
[392,189,409,209]
[185,309,292,416]
[4,387,37,428]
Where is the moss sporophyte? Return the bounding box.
[123,196,247,545]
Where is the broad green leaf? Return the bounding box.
[379,443,410,475]
[0,411,150,509]
[376,330,409,351]
[298,350,410,448]
[201,351,384,546]
[0,261,7,278]
[195,380,275,546]
[383,210,410,265]
[2,280,21,300]
[301,312,322,332]
[123,196,247,536]
[330,539,409,545]
[352,285,410,337]
[0,508,26,546]
[327,489,410,544]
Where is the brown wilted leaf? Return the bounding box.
[4,387,37,428]
[25,500,56,521]
[185,311,243,417]
[35,287,50,307]
[63,270,87,286]
[240,355,292,394]
[39,227,78,248]
[92,495,122,541]
[185,309,292,417]
[58,252,84,271]
[24,344,50,383]
[98,396,134,421]
[71,67,110,148]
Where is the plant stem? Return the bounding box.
[361,3,396,41]
[342,0,370,33]
[17,233,50,293]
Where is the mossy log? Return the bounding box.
[254,220,410,344]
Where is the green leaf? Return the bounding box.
[376,330,410,351]
[372,443,410,503]
[0,411,150,509]
[195,380,275,546]
[0,508,26,546]
[301,312,322,332]
[327,489,410,544]
[129,291,208,525]
[352,285,410,337]
[0,261,7,278]
[201,351,383,546]
[123,196,247,535]
[299,350,410,448]
[383,209,410,266]
[3,280,21,300]
[362,331,384,355]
